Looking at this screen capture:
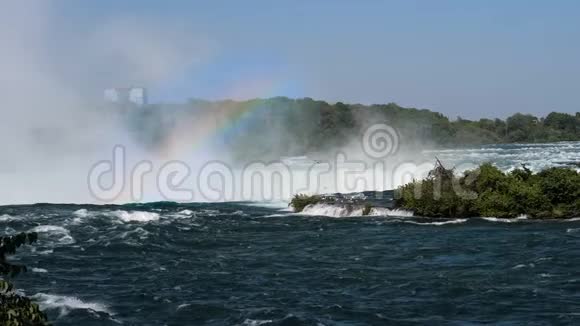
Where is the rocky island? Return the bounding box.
[291,162,580,219]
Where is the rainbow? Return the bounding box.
[156,77,295,160]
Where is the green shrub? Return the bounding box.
[537,167,580,205]
[396,162,579,219]
[0,232,49,325]
[289,194,322,212]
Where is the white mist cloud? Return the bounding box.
[0,2,213,204]
[0,2,430,205]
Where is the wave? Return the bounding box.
[241,201,291,210]
[73,208,198,223]
[29,225,75,244]
[481,215,528,223]
[30,225,69,233]
[0,214,17,222]
[32,293,112,318]
[242,319,274,326]
[562,217,580,222]
[404,219,468,226]
[32,267,48,273]
[73,209,89,218]
[34,249,54,255]
[71,208,98,224]
[369,207,414,217]
[178,209,194,216]
[263,213,290,218]
[162,209,197,220]
[119,226,150,241]
[511,263,534,269]
[301,203,363,217]
[109,210,160,223]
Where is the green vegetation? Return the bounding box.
[1,232,49,325]
[396,161,580,219]
[131,97,579,161]
[289,194,322,212]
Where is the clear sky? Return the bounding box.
[39,1,580,118]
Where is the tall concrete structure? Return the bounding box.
[104,87,148,106]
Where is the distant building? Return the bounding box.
[104,87,148,106]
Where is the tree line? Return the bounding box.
[124,97,580,160]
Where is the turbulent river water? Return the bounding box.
[2,142,580,325]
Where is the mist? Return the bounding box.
[0,2,435,205]
[0,2,216,204]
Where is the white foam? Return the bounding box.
[73,209,89,218]
[31,225,69,233]
[423,141,580,173]
[243,319,274,326]
[71,208,95,224]
[0,214,16,222]
[263,213,289,217]
[301,203,363,217]
[119,227,150,240]
[369,207,414,217]
[29,225,75,244]
[512,263,534,269]
[481,215,528,223]
[32,293,112,317]
[563,217,580,222]
[32,267,48,273]
[242,201,291,210]
[404,219,467,226]
[110,210,160,223]
[164,209,197,220]
[300,203,414,218]
[201,209,220,216]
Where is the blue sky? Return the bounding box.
[50,0,580,119]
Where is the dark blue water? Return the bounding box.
[2,202,580,325]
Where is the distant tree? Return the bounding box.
[0,232,48,325]
[544,112,575,130]
[505,113,539,142]
[477,118,496,132]
[129,97,580,160]
[543,112,577,140]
